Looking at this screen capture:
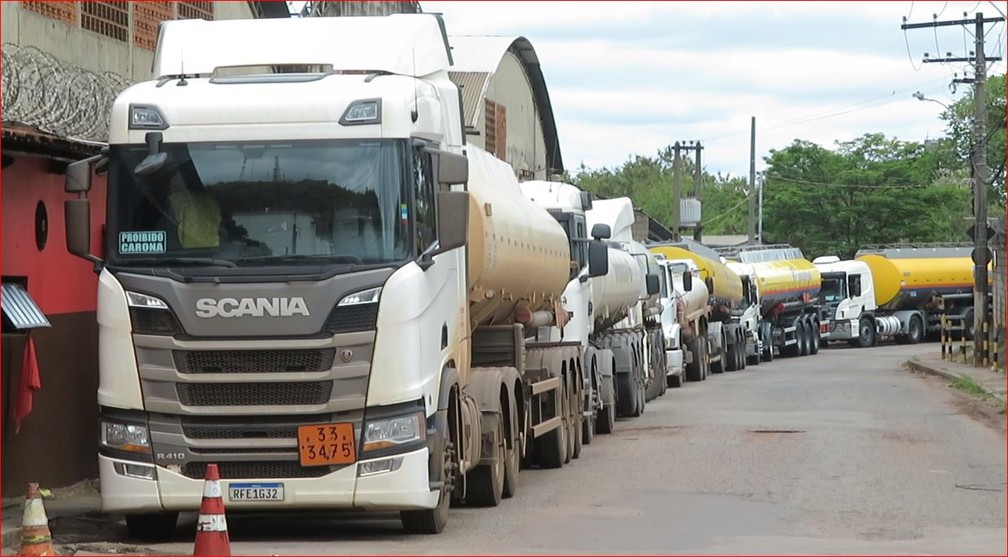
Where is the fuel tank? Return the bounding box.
[727,246,820,312]
[465,147,571,326]
[591,247,644,331]
[649,245,743,306]
[855,254,975,310]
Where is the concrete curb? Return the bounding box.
[905,357,1007,405]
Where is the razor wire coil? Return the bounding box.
[2,43,132,143]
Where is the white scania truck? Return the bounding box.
[63,15,608,537]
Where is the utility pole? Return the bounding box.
[757,172,764,244]
[672,142,682,233]
[902,11,1003,366]
[694,142,703,242]
[748,116,756,244]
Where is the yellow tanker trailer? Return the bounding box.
[649,240,754,376]
[720,245,826,358]
[847,244,981,343]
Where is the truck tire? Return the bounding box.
[401,439,454,534]
[667,372,683,388]
[962,308,976,341]
[595,375,616,434]
[582,369,596,446]
[502,393,520,499]
[797,320,810,356]
[466,414,504,507]
[710,332,725,374]
[850,317,875,348]
[725,338,739,372]
[907,316,924,344]
[685,336,706,381]
[596,399,616,434]
[809,320,821,354]
[124,512,179,540]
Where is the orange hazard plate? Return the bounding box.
[297,423,356,467]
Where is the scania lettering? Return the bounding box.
[194,297,310,318]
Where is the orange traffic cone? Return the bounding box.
[20,483,56,556]
[193,464,230,556]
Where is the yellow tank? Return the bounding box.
[649,245,743,306]
[855,254,975,310]
[729,246,820,311]
[465,147,571,326]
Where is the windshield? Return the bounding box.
[820,274,846,303]
[107,140,411,268]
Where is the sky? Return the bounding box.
[413,1,1007,179]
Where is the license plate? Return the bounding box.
[228,482,284,502]
[297,422,356,467]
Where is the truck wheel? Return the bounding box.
[710,332,726,374]
[582,370,596,446]
[738,336,747,369]
[124,512,179,540]
[809,320,821,354]
[596,399,616,434]
[536,416,566,469]
[503,396,520,498]
[667,372,683,388]
[798,321,810,356]
[855,317,875,348]
[595,375,616,434]
[466,414,504,507]
[907,316,924,344]
[401,439,454,534]
[725,339,739,372]
[962,308,976,341]
[616,373,635,416]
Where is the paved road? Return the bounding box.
[64,344,1008,555]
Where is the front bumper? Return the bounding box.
[98,447,437,513]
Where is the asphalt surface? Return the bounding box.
[12,343,1008,555]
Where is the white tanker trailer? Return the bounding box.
[586,198,663,419]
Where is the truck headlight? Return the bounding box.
[340,99,382,125]
[338,286,381,306]
[362,412,425,453]
[101,421,151,455]
[126,291,169,309]
[129,104,168,130]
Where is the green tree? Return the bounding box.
[940,73,1006,205]
[762,134,972,259]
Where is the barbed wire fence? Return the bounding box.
[2,43,132,143]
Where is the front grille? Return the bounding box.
[174,349,336,374]
[177,382,333,406]
[324,304,377,334]
[189,447,294,455]
[130,307,183,336]
[181,415,333,440]
[181,461,333,480]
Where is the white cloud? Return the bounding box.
[422,1,1007,176]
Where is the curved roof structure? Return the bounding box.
[447,35,564,173]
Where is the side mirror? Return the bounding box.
[590,223,611,240]
[65,199,101,268]
[65,155,101,193]
[436,190,470,248]
[437,151,468,186]
[682,271,693,292]
[645,273,660,296]
[580,191,593,211]
[587,240,608,278]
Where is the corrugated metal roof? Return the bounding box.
[446,34,564,173]
[1,283,51,330]
[448,71,491,128]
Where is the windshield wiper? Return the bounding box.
[237,254,364,265]
[118,257,238,268]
